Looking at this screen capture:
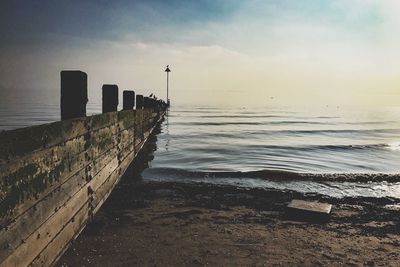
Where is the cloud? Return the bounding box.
[1,0,400,108]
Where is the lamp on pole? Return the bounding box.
[165,65,171,106]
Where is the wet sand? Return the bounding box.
[56,179,400,267]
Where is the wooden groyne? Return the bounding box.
[0,71,167,266]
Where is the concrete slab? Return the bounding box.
[288,200,332,214]
[286,200,332,221]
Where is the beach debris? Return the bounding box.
[384,204,400,211]
[286,199,332,221]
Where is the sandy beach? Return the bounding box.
[56,179,400,267]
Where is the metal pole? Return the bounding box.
[165,65,171,106]
[167,71,169,104]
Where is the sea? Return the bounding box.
[142,105,400,199]
[1,90,400,199]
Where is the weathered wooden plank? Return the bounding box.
[31,147,134,267]
[60,117,89,142]
[118,142,134,163]
[91,110,158,216]
[0,113,127,183]
[0,117,89,165]
[92,163,122,215]
[0,151,86,225]
[0,109,137,166]
[134,138,142,151]
[30,205,89,266]
[143,130,151,141]
[90,158,119,193]
[117,110,135,131]
[118,129,134,144]
[0,146,120,262]
[0,123,131,255]
[32,144,136,267]
[0,167,87,262]
[0,122,64,164]
[30,203,89,267]
[90,124,120,157]
[0,107,166,267]
[92,148,134,214]
[0,120,120,223]
[134,109,144,139]
[0,180,91,267]
[0,135,87,192]
[88,112,118,131]
[0,135,87,182]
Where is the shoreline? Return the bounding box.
[56,180,400,266]
[144,168,400,183]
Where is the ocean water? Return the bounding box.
[142,105,400,199]
[0,87,102,131]
[147,105,400,173]
[1,92,400,199]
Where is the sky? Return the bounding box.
[0,0,400,107]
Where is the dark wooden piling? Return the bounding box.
[136,95,144,109]
[0,71,169,267]
[123,90,135,110]
[60,71,88,120]
[143,97,150,109]
[102,85,119,113]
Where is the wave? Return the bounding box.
[171,115,396,126]
[166,122,400,135]
[247,129,400,135]
[197,115,284,119]
[172,121,264,126]
[246,143,392,152]
[144,167,400,183]
[169,114,397,124]
[171,121,335,126]
[179,144,393,155]
[166,131,399,151]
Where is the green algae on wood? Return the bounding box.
[90,112,118,131]
[0,162,67,218]
[118,110,135,130]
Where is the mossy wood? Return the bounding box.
[0,108,165,267]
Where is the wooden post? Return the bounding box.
[136,95,144,109]
[123,90,135,110]
[143,97,150,109]
[102,84,118,113]
[60,70,88,120]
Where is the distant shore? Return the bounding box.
[57,180,400,266]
